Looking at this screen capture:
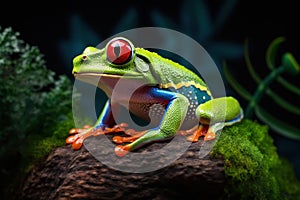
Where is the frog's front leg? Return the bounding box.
[187,96,243,142]
[66,100,123,149]
[115,89,190,157]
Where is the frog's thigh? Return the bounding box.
[125,92,190,151]
[196,96,242,124]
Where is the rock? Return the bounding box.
[18,135,225,200]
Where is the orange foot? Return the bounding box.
[179,125,215,142]
[112,129,147,157]
[112,130,147,157]
[66,125,93,150]
[112,129,147,144]
[66,123,129,150]
[113,125,217,157]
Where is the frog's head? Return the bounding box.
[72,37,155,84]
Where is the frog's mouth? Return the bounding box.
[73,72,142,79]
[73,71,148,94]
[73,72,122,78]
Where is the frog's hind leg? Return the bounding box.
[187,96,243,142]
[114,92,190,157]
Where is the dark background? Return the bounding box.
[1,1,299,75]
[1,0,299,178]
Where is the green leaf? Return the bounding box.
[244,39,262,83]
[244,39,300,115]
[215,0,238,33]
[255,106,300,140]
[266,37,285,70]
[223,61,252,100]
[151,11,178,30]
[266,37,300,96]
[113,7,139,34]
[190,0,212,40]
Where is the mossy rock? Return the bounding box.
[212,119,300,199]
[19,119,300,200]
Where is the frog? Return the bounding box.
[66,37,243,157]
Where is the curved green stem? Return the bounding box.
[245,66,285,118]
[223,61,252,100]
[255,106,300,140]
[244,41,300,115]
[266,37,300,95]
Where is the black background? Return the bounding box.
[1,0,300,178]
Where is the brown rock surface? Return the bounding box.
[19,135,225,200]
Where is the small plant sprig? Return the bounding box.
[224,37,300,140]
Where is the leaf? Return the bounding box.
[209,41,243,60]
[266,37,285,70]
[215,0,238,33]
[58,14,101,70]
[112,7,139,34]
[266,37,300,96]
[244,39,300,115]
[255,106,300,140]
[244,39,262,83]
[192,0,212,41]
[151,10,178,30]
[223,61,252,100]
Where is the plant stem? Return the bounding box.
[245,65,285,118]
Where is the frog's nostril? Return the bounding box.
[82,55,87,60]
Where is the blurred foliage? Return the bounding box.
[151,0,243,69]
[224,37,300,140]
[58,0,243,77]
[0,26,74,198]
[212,119,300,199]
[59,8,139,72]
[58,9,140,123]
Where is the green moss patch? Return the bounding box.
[212,119,300,199]
[23,112,75,171]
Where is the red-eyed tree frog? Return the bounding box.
[66,37,243,157]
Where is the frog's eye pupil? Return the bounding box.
[114,45,120,57]
[106,38,134,65]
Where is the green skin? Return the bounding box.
[67,37,243,156]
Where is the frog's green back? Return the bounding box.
[136,48,210,94]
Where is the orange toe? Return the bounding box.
[112,136,125,144]
[66,134,79,144]
[69,128,79,134]
[187,134,200,142]
[114,145,130,157]
[185,125,209,142]
[72,138,83,150]
[203,132,216,141]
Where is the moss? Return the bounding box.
[23,111,74,172]
[211,119,300,199]
[0,26,75,199]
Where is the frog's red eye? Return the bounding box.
[106,37,134,65]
